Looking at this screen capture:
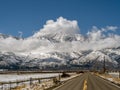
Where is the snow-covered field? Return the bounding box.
[0,73,60,90]
[108,72,119,78]
[0,73,59,82]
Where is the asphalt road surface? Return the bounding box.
[54,72,120,90]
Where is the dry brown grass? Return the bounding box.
[10,80,54,90]
[113,78,120,83]
[11,84,26,90]
[96,73,120,84]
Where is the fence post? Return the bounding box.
[59,74,61,81]
[53,77,57,85]
[9,82,11,90]
[30,77,32,86]
[1,83,3,90]
[38,79,41,84]
[16,80,18,87]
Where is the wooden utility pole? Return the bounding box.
[93,56,100,72]
[103,56,106,73]
[119,70,120,78]
[118,60,120,78]
[118,62,120,78]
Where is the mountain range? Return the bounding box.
[0,17,120,70]
[0,33,120,70]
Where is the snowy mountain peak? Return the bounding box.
[0,17,120,69]
[0,33,11,39]
[0,33,20,40]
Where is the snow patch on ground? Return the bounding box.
[0,73,60,90]
[98,73,120,86]
[0,73,59,82]
[108,72,119,78]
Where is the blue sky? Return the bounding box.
[0,0,120,37]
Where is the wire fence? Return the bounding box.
[0,76,58,90]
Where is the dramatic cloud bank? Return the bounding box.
[0,17,120,56]
[33,17,80,37]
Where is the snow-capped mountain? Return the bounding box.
[32,32,84,42]
[0,33,20,40]
[0,17,120,70]
[0,32,120,70]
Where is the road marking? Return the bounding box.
[83,79,87,90]
[53,75,81,90]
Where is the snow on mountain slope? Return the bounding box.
[0,33,20,40]
[79,50,118,64]
[0,17,120,69]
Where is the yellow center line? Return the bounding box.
[83,79,87,90]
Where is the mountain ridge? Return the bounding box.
[0,17,120,70]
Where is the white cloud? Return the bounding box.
[106,26,118,31]
[87,27,104,41]
[84,26,120,50]
[18,31,23,38]
[0,17,120,56]
[32,17,80,38]
[101,26,118,32]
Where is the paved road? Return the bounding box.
[54,73,120,90]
